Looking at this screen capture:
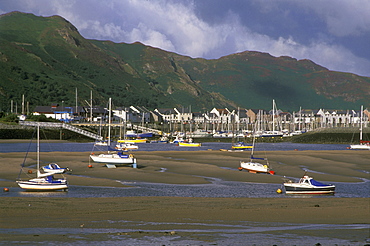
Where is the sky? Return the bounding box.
[1,0,370,77]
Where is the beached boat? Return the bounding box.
[16,125,68,191]
[17,173,68,191]
[171,135,185,144]
[90,98,137,168]
[350,106,370,150]
[90,151,136,165]
[260,100,283,138]
[117,138,147,144]
[125,130,153,138]
[94,141,109,146]
[159,136,169,143]
[350,141,370,150]
[186,130,213,138]
[115,142,139,150]
[238,132,275,174]
[283,175,335,194]
[231,142,253,150]
[178,142,201,147]
[260,130,283,137]
[42,163,71,174]
[239,158,274,174]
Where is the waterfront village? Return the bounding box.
[17,102,369,138]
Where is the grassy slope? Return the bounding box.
[0,12,369,113]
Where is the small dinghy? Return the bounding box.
[42,163,71,174]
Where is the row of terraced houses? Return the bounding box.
[30,104,369,133]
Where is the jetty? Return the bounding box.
[19,121,103,140]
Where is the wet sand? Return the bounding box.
[0,150,369,244]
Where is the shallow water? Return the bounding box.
[0,141,350,153]
[1,141,369,198]
[2,177,369,198]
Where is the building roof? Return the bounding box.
[33,105,85,114]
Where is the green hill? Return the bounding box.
[0,11,369,112]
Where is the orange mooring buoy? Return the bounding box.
[28,170,33,174]
[3,188,9,192]
[88,164,93,168]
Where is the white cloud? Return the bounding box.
[121,0,223,57]
[128,23,175,51]
[293,0,370,37]
[232,28,370,76]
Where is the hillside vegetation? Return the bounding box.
[0,12,369,112]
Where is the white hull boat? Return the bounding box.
[42,163,71,174]
[89,98,138,168]
[239,161,274,174]
[90,152,136,164]
[350,106,370,150]
[350,143,370,150]
[238,129,275,175]
[283,175,335,195]
[17,174,68,191]
[116,143,139,150]
[17,125,68,191]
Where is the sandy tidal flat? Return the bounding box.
[0,150,369,245]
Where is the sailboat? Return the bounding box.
[261,99,283,137]
[16,124,68,191]
[231,131,252,150]
[238,130,275,175]
[350,105,370,150]
[231,109,252,150]
[115,118,139,150]
[231,142,253,150]
[89,98,136,167]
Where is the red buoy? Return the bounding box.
[88,164,93,168]
[28,170,33,174]
[3,188,9,192]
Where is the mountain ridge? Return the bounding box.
[0,11,369,112]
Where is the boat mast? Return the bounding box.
[250,122,257,161]
[108,98,112,146]
[22,94,25,115]
[90,90,93,122]
[75,87,78,117]
[272,99,275,132]
[360,105,363,141]
[299,106,302,131]
[37,124,40,178]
